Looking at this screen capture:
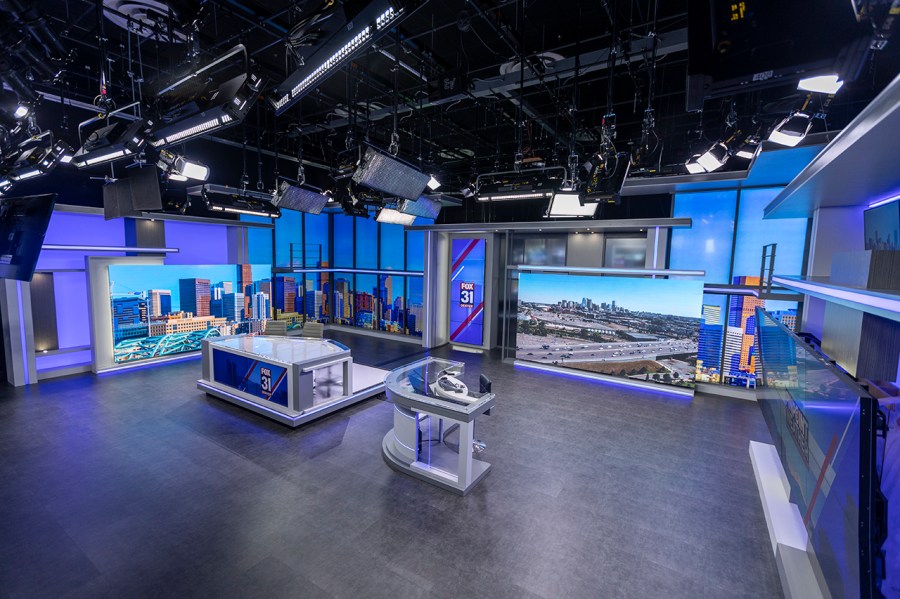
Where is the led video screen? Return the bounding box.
[517,274,703,388]
[107,263,271,364]
[449,238,486,346]
[864,201,900,250]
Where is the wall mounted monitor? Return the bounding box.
[0,193,57,282]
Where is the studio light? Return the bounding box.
[684,154,706,174]
[546,191,599,218]
[147,45,262,149]
[2,133,73,181]
[426,175,441,190]
[398,195,442,219]
[735,137,761,160]
[0,178,11,195]
[768,112,813,147]
[798,74,844,94]
[696,142,730,172]
[272,180,331,214]
[270,3,409,115]
[13,103,30,119]
[157,150,209,181]
[72,119,147,168]
[376,207,416,225]
[476,171,562,202]
[352,146,431,200]
[187,184,280,218]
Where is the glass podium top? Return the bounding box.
[209,336,349,365]
[384,357,495,416]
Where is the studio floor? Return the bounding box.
[0,332,781,598]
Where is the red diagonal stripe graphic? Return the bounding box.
[451,302,483,341]
[451,239,480,273]
[804,433,838,526]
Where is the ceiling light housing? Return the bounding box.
[157,150,210,181]
[768,112,813,147]
[546,191,599,218]
[697,142,730,172]
[735,137,761,160]
[685,154,706,174]
[476,170,564,202]
[376,207,416,225]
[797,74,844,94]
[272,180,331,214]
[187,183,280,218]
[398,195,442,219]
[352,146,431,200]
[72,119,147,168]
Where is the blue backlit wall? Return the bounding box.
[670,191,737,284]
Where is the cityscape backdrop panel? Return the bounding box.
[108,264,272,364]
[516,274,704,388]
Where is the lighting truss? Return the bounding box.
[272,180,331,214]
[147,45,262,149]
[72,119,147,169]
[546,192,598,218]
[376,207,416,225]
[187,184,280,218]
[398,195,442,219]
[270,3,410,115]
[352,146,431,201]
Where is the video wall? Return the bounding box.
[516,273,704,388]
[266,211,430,337]
[672,187,806,387]
[107,263,271,364]
[449,238,486,346]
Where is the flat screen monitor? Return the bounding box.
[0,193,57,282]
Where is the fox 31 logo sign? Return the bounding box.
[459,282,475,308]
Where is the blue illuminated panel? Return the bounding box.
[380,223,405,270]
[670,190,737,284]
[733,187,808,279]
[275,210,302,267]
[333,214,354,268]
[241,215,274,264]
[355,217,377,269]
[449,239,486,346]
[36,212,126,270]
[304,213,330,267]
[53,272,91,349]
[165,222,229,265]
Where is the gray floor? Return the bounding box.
[0,333,782,598]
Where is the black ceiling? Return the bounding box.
[3,0,900,201]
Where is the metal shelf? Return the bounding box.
[772,275,900,323]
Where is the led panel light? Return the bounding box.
[398,195,441,219]
[187,183,280,218]
[685,154,706,174]
[352,147,430,200]
[272,180,330,214]
[697,142,729,172]
[270,2,409,115]
[427,175,440,190]
[13,104,30,119]
[476,174,560,202]
[798,74,844,94]
[376,208,416,225]
[768,113,813,147]
[546,192,598,218]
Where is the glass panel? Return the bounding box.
[243,215,273,264]
[333,213,355,267]
[670,190,737,283]
[301,271,329,322]
[275,209,302,267]
[303,212,330,268]
[355,217,377,269]
[732,187,808,281]
[379,223,405,270]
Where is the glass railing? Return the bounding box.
[755,307,878,598]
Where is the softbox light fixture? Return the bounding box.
[768,112,813,147]
[270,2,410,115]
[147,45,262,149]
[72,119,147,168]
[398,195,441,219]
[272,180,331,214]
[476,174,560,202]
[187,183,280,218]
[352,146,430,201]
[546,192,598,218]
[376,207,416,225]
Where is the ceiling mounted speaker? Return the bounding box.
[103,0,190,42]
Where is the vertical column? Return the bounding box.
[422,231,450,348]
[456,418,474,491]
[0,280,38,386]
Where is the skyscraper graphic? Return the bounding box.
[179,278,211,317]
[275,276,296,313]
[725,277,766,377]
[239,264,253,319]
[252,292,270,320]
[696,304,724,382]
[146,290,171,318]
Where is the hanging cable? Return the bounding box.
[514,0,525,172]
[389,28,400,156]
[256,104,264,190]
[240,121,249,190]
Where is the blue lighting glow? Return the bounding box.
[97,352,202,376]
[868,192,900,209]
[165,222,229,265]
[513,360,694,399]
[17,281,29,385]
